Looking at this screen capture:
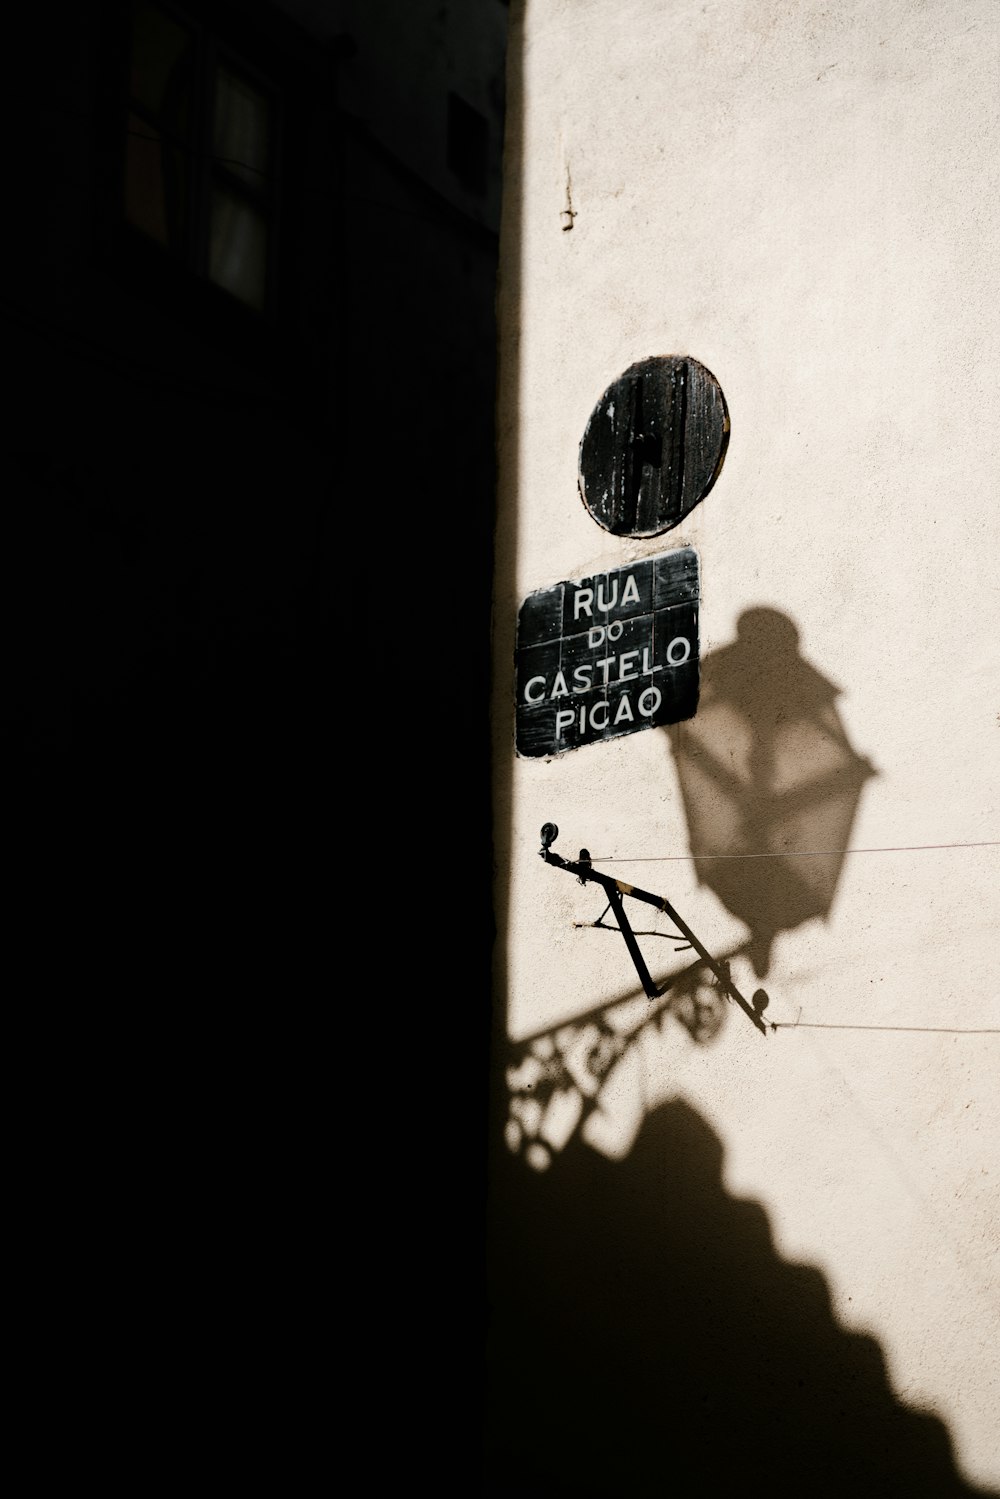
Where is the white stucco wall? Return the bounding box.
[492,0,999,1485]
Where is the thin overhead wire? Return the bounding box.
[570,916,999,1040]
[591,840,1000,863]
[771,1021,1000,1035]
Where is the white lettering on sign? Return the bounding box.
[553,684,665,738]
[515,547,699,755]
[573,572,641,621]
[522,640,690,704]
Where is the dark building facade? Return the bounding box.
[5,3,341,966]
[4,0,503,980]
[4,2,506,1474]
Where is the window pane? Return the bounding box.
[124,112,188,251]
[129,0,194,135]
[213,67,270,187]
[209,186,267,309]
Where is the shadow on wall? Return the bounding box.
[503,955,732,1170]
[485,1097,996,1497]
[669,608,877,979]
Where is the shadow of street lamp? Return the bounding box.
[669,608,877,978]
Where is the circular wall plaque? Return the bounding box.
[578,356,729,537]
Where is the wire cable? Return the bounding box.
[770,1021,1000,1035]
[591,840,1000,863]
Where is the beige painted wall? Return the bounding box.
[491,0,999,1486]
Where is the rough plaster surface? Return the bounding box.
[492,0,999,1485]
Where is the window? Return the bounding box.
[123,0,277,313]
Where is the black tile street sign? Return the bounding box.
[515,548,700,757]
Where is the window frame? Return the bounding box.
[119,0,283,322]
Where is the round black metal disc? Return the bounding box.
[578,356,729,537]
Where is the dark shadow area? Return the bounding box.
[2,0,344,977]
[2,0,505,1478]
[485,1097,996,1497]
[670,608,877,978]
[0,1,501,1043]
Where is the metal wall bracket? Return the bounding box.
[539,823,768,1036]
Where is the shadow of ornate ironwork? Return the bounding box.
[669,608,877,978]
[503,951,738,1170]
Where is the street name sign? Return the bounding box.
[515,548,700,757]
